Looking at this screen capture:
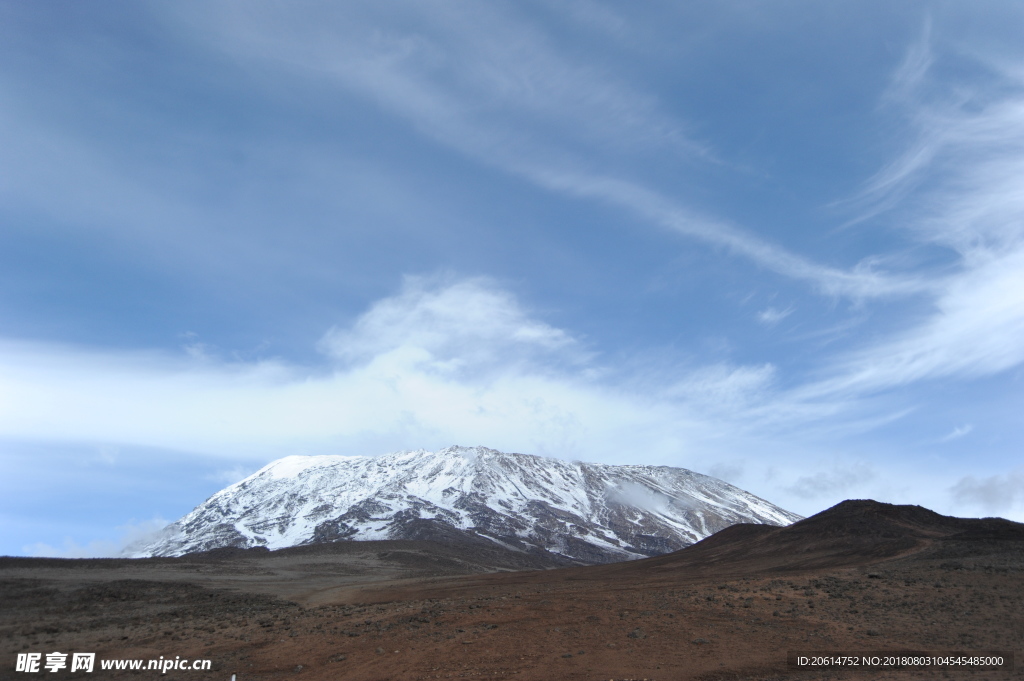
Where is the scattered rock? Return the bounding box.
[627,628,646,639]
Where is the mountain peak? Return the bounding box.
[132,447,800,563]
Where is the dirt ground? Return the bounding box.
[2,501,1020,681]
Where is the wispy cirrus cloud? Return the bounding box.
[799,38,1024,398]
[937,424,973,443]
[757,306,794,326]
[182,2,927,302]
[848,25,1024,254]
[803,248,1024,397]
[529,171,931,299]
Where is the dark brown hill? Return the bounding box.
[590,498,1024,581]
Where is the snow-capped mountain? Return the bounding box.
[133,446,801,563]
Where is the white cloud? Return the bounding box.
[206,466,259,486]
[784,462,877,500]
[1,271,1020,523]
[0,278,758,464]
[0,265,1017,498]
[806,248,1024,397]
[840,27,938,226]
[23,518,169,559]
[951,469,1024,515]
[22,539,121,560]
[0,3,939,308]
[662,363,776,415]
[708,461,745,484]
[178,2,926,302]
[757,306,794,326]
[937,424,973,443]
[95,445,118,465]
[882,19,933,106]
[801,51,1024,398]
[319,275,576,372]
[531,171,929,300]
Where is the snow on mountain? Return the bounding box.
[132,446,801,563]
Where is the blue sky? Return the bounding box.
[2,1,1023,557]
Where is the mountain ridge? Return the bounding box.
[132,445,801,563]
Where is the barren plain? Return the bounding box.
[2,501,1021,681]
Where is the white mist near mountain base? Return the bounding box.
[132,446,800,563]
